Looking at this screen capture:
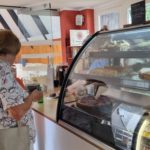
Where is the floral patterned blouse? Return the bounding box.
[0,60,36,142]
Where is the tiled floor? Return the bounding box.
[33,111,99,150]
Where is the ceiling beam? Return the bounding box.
[31,15,49,40]
[0,5,26,9]
[7,9,30,41]
[0,14,10,29]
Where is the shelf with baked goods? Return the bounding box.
[71,73,150,108]
[89,50,150,58]
[72,73,120,86]
[112,28,150,41]
[71,73,150,91]
[62,102,112,122]
[101,87,150,109]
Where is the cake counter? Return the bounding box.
[32,96,58,122]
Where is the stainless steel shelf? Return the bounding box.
[72,73,150,89]
[72,73,121,86]
[89,50,150,58]
[102,88,150,108]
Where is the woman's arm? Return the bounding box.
[7,90,43,120]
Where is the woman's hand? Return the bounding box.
[7,90,43,120]
[30,89,43,102]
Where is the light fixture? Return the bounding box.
[0,3,59,16]
[17,3,59,16]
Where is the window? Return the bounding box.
[0,9,61,45]
[99,12,119,30]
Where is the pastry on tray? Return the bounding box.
[90,66,128,77]
[76,95,112,119]
[139,68,150,80]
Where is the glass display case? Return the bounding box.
[57,25,150,150]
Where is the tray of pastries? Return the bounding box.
[76,95,113,119]
[139,68,150,80]
[90,66,128,77]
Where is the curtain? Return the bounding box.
[100,12,119,30]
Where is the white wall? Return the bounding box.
[94,0,150,32]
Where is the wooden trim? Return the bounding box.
[53,38,61,41]
[15,42,63,64]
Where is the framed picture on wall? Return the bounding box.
[70,30,89,47]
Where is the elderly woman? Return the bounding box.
[0,29,43,150]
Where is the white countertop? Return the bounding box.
[33,111,101,150]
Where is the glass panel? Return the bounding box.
[60,26,150,149]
